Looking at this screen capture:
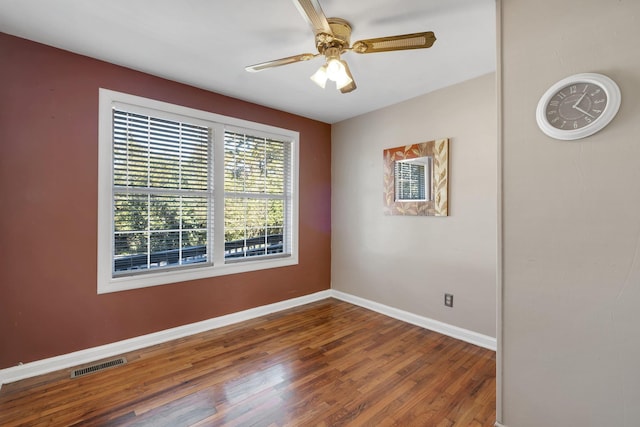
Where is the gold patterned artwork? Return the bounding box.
[383,138,449,216]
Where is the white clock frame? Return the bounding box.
[536,73,621,141]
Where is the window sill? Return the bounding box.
[97,255,298,294]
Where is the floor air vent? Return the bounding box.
[71,357,127,378]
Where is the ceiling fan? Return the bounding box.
[245,0,437,94]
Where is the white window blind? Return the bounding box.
[112,109,212,275]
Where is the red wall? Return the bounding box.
[0,33,331,368]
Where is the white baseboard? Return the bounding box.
[0,290,332,388]
[495,422,507,427]
[0,288,495,388]
[330,290,497,351]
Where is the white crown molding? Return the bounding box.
[330,290,497,351]
[1,289,495,388]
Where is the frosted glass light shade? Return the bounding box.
[310,65,328,88]
[311,59,352,90]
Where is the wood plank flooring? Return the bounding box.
[0,298,496,426]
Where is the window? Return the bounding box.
[112,110,211,273]
[394,157,432,201]
[224,131,291,261]
[98,89,298,293]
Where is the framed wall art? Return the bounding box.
[383,138,449,216]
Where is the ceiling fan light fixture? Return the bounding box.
[338,60,356,93]
[334,60,353,90]
[325,57,344,80]
[310,64,328,88]
[311,47,352,90]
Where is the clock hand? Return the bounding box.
[572,92,587,108]
[573,105,596,119]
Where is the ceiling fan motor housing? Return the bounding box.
[315,17,352,53]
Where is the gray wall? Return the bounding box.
[332,73,497,338]
[500,0,640,425]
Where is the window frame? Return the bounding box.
[98,89,299,294]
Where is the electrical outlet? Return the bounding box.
[444,293,454,307]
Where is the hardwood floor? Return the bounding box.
[0,299,496,426]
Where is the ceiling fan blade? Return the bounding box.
[292,0,332,35]
[339,61,357,94]
[245,53,317,72]
[352,31,436,54]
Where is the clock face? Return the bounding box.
[545,82,608,130]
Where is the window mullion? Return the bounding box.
[113,186,210,197]
[223,192,284,200]
[212,123,226,265]
[146,193,151,272]
[178,123,183,266]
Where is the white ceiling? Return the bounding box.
[0,0,496,124]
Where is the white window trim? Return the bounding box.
[98,89,299,294]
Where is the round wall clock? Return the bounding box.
[536,73,621,140]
